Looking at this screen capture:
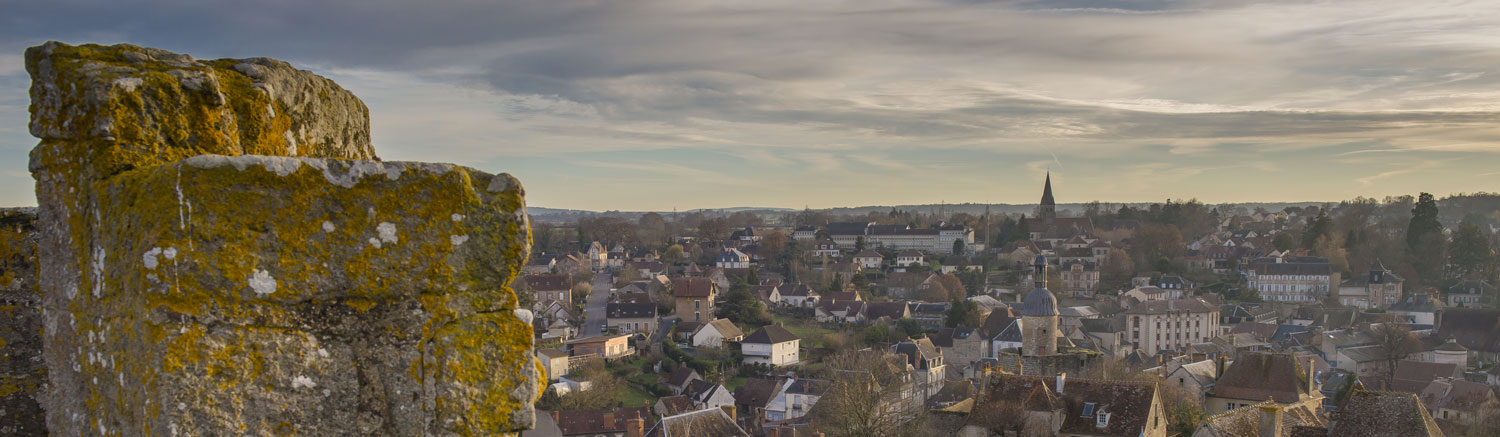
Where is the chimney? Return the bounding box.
[1214,354,1226,378]
[1257,404,1283,437]
[1056,372,1067,394]
[551,410,560,424]
[625,412,645,437]
[812,429,826,437]
[603,411,615,429]
[721,405,737,423]
[1306,357,1317,396]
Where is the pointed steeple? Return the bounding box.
[1040,172,1056,206]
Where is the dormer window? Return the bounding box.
[1081,402,1096,417]
[1096,411,1110,428]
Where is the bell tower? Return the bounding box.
[1020,255,1059,356]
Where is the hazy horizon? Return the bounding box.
[4,0,1499,210]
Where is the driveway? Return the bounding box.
[580,272,612,337]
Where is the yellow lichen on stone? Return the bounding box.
[26,41,537,436]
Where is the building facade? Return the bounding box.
[1125,298,1220,356]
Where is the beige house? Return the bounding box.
[1206,352,1324,415]
[566,334,635,361]
[1124,298,1219,356]
[536,348,570,381]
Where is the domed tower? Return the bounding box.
[1038,172,1057,226]
[1020,255,1059,356]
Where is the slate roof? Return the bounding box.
[666,365,700,387]
[980,311,1019,338]
[732,378,780,409]
[552,406,653,436]
[1448,280,1494,295]
[1436,308,1500,353]
[1019,285,1059,316]
[672,277,715,298]
[1256,261,1332,276]
[1211,352,1315,403]
[893,337,942,367]
[1231,322,1280,340]
[853,250,882,259]
[1197,400,1327,437]
[1124,298,1219,315]
[607,302,657,319]
[647,408,748,437]
[743,325,799,344]
[1081,316,1127,334]
[866,301,911,320]
[525,274,572,291]
[1391,360,1462,394]
[778,283,815,297]
[613,292,654,304]
[655,395,695,415]
[1328,390,1443,436]
[976,375,1160,436]
[1419,377,1496,412]
[783,378,829,395]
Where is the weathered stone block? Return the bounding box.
[0,208,46,436]
[47,156,538,435]
[27,42,540,436]
[25,42,375,179]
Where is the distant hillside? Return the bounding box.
[527,201,1332,223]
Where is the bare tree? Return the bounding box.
[809,350,928,437]
[1372,321,1419,387]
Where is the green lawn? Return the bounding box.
[630,372,661,387]
[772,315,838,348]
[724,376,748,392]
[617,384,657,409]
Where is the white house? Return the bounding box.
[742,325,800,366]
[764,378,828,422]
[852,250,883,270]
[692,318,746,348]
[895,249,924,267]
[682,379,737,412]
[778,283,820,308]
[716,248,751,269]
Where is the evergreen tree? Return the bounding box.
[1406,193,1446,285]
[855,236,867,252]
[1302,211,1332,249]
[952,239,966,256]
[1447,222,1496,281]
[718,276,771,325]
[745,267,760,286]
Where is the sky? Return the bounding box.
[2,0,1499,211]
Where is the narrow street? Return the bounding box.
[580,271,612,338]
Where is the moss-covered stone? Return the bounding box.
[0,208,45,436]
[26,42,539,436]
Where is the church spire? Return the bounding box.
[1041,171,1055,206]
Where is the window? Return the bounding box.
[1081,402,1096,417]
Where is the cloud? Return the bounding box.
[3,0,1500,209]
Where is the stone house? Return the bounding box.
[672,277,717,323]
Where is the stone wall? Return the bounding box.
[0,208,45,436]
[25,42,540,435]
[996,349,1100,377]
